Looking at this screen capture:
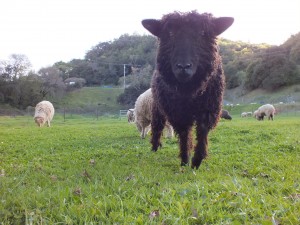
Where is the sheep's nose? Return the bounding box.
[176,63,193,70]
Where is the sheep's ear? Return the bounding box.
[213,17,234,36]
[142,19,161,37]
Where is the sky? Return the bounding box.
[1,0,299,71]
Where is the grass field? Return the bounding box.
[0,115,299,224]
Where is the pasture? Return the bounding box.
[0,115,299,224]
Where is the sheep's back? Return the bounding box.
[134,89,153,126]
[258,104,275,116]
[34,101,55,120]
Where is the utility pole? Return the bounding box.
[123,64,126,89]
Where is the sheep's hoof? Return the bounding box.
[191,158,203,169]
[180,161,189,167]
[151,143,162,152]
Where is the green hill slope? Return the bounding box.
[54,87,125,115]
[1,85,299,117]
[224,84,300,104]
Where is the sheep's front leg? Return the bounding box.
[47,119,51,127]
[192,116,209,169]
[178,128,193,166]
[141,126,148,139]
[150,105,165,151]
[165,123,174,139]
[136,123,142,133]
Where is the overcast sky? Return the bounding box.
[1,0,299,71]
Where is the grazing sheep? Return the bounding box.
[142,11,233,169]
[34,100,55,127]
[254,104,275,121]
[253,110,260,119]
[241,112,252,118]
[127,109,135,123]
[241,112,248,118]
[246,112,252,117]
[134,89,174,139]
[220,109,232,120]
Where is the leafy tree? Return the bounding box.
[0,72,44,109]
[226,71,246,89]
[0,54,31,81]
[38,66,66,99]
[17,74,44,108]
[82,34,157,86]
[53,61,73,80]
[0,54,39,109]
[67,59,96,85]
[244,45,300,91]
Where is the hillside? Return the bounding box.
[1,32,299,113]
[1,86,300,117]
[52,85,300,117]
[55,87,124,115]
[224,84,300,104]
[0,87,125,116]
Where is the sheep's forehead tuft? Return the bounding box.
[161,11,215,33]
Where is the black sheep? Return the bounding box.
[142,11,233,169]
[221,109,232,120]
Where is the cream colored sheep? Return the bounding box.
[34,101,55,127]
[241,112,247,117]
[246,112,253,117]
[254,104,275,121]
[134,88,174,139]
[241,112,252,118]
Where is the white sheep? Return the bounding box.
[253,110,259,118]
[34,100,55,127]
[127,109,135,123]
[246,112,253,117]
[241,112,252,118]
[134,88,174,139]
[241,112,247,117]
[254,104,275,121]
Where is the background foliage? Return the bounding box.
[0,32,299,110]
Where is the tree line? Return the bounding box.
[1,32,299,110]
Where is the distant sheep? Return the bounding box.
[127,109,135,123]
[34,101,55,127]
[241,112,247,117]
[134,88,174,139]
[220,109,232,120]
[254,104,275,121]
[241,112,252,118]
[142,11,234,168]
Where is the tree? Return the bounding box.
[0,54,36,109]
[244,45,300,91]
[38,66,66,99]
[0,54,31,81]
[53,61,73,80]
[17,73,44,108]
[82,34,157,86]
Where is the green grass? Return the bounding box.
[0,115,299,224]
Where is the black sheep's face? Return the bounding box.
[142,12,234,84]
